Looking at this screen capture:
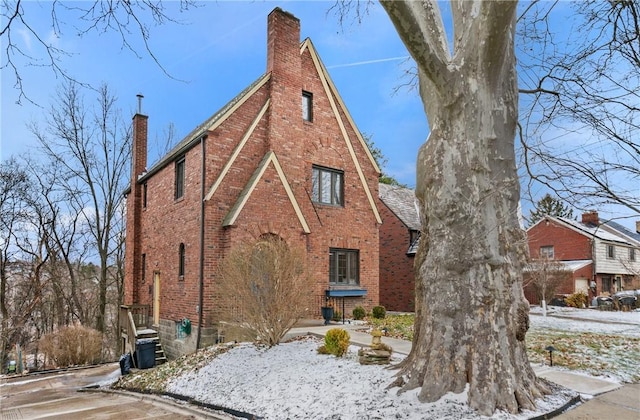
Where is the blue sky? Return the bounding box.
[1,1,425,186]
[1,1,637,230]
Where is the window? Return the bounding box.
[178,243,185,278]
[175,157,185,200]
[602,276,612,294]
[329,248,359,286]
[302,91,313,122]
[409,230,421,246]
[311,166,343,206]
[540,245,554,259]
[143,182,148,208]
[607,244,615,259]
[141,253,146,283]
[630,248,636,262]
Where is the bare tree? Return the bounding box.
[524,258,571,310]
[1,0,196,103]
[29,82,131,336]
[379,1,548,414]
[217,235,314,347]
[518,0,640,215]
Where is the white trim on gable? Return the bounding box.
[222,151,311,234]
[301,39,382,225]
[204,98,271,201]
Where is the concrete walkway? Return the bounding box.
[289,320,639,419]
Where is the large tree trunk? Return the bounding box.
[381,0,549,415]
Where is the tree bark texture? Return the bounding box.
[381,0,549,415]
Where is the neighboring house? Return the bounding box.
[526,211,640,304]
[123,8,382,358]
[378,183,420,312]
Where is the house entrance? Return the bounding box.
[153,272,160,326]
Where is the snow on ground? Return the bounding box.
[530,306,640,336]
[166,337,575,420]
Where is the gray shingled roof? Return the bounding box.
[603,220,640,245]
[378,183,420,230]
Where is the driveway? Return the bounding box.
[0,363,227,419]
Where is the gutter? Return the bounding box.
[196,134,207,350]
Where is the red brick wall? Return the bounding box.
[378,200,415,312]
[527,220,592,260]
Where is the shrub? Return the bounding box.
[319,328,350,357]
[352,306,366,320]
[39,324,103,368]
[372,305,386,319]
[332,310,342,322]
[565,292,588,308]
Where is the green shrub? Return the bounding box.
[352,306,366,320]
[321,328,350,357]
[565,292,588,308]
[372,305,386,319]
[332,310,342,322]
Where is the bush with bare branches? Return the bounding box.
[217,236,314,347]
[39,324,103,368]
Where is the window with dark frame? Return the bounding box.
[329,248,359,286]
[630,248,636,262]
[602,275,612,293]
[175,157,185,200]
[178,243,185,278]
[143,182,148,208]
[141,253,146,283]
[607,244,615,259]
[409,230,420,246]
[311,166,343,206]
[540,245,554,259]
[302,91,313,122]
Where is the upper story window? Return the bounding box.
[143,182,148,208]
[302,91,313,122]
[607,244,615,259]
[409,230,420,246]
[540,245,554,259]
[178,243,185,278]
[630,248,636,262]
[141,253,146,283]
[311,166,343,206]
[175,157,185,200]
[329,248,359,286]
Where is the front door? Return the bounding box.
[153,272,160,326]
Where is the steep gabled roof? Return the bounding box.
[378,183,420,231]
[139,73,271,183]
[222,151,310,233]
[302,38,382,225]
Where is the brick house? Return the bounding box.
[378,183,420,312]
[525,211,640,304]
[123,8,382,358]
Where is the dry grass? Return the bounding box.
[39,324,103,368]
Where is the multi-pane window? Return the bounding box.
[175,157,185,200]
[302,91,313,122]
[602,276,612,294]
[329,248,359,286]
[630,248,636,262]
[311,166,343,206]
[178,243,185,278]
[607,244,615,259]
[540,245,554,259]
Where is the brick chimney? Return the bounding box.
[124,94,148,305]
[581,211,599,226]
[265,8,303,172]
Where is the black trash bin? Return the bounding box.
[136,339,156,369]
[119,353,132,375]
